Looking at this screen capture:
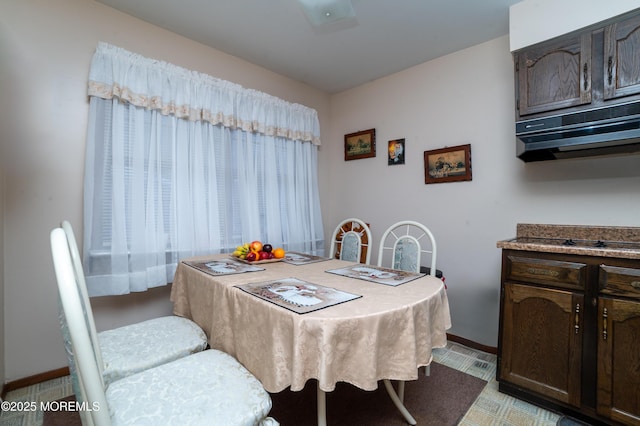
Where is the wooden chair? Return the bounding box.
[61,220,208,386]
[51,227,278,426]
[329,218,372,264]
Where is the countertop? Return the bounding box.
[496,224,640,260]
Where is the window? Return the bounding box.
[83,43,324,296]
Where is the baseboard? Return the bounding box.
[1,334,495,398]
[447,333,497,355]
[1,366,69,400]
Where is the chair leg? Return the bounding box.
[383,379,416,425]
[317,382,327,426]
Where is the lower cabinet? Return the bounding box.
[498,250,640,425]
[501,283,583,407]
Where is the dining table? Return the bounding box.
[170,252,451,425]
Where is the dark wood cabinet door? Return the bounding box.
[517,33,592,116]
[597,297,640,425]
[500,283,583,407]
[604,14,640,100]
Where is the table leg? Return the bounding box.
[383,379,417,425]
[317,382,327,426]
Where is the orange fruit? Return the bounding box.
[273,248,285,259]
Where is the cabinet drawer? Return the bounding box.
[599,265,640,299]
[506,255,587,290]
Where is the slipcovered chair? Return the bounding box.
[377,220,439,412]
[329,218,372,264]
[51,227,278,426]
[61,220,208,386]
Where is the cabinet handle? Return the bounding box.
[631,281,640,289]
[583,63,588,91]
[607,56,613,86]
[574,303,580,334]
[602,307,608,341]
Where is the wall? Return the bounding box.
[510,0,640,51]
[326,35,640,347]
[0,118,5,387]
[0,0,330,381]
[0,17,8,386]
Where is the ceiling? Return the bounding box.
[96,0,522,94]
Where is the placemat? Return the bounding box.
[183,258,264,276]
[326,264,424,286]
[235,277,361,314]
[283,251,331,265]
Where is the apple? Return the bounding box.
[250,240,263,252]
[245,252,258,261]
[259,251,270,260]
[262,244,273,253]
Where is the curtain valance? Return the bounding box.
[88,42,321,145]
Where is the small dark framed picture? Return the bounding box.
[424,144,472,184]
[388,139,405,165]
[344,129,376,161]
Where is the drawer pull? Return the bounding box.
[526,267,559,277]
[631,281,640,289]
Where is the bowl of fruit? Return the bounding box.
[232,241,286,263]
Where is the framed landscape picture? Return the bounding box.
[424,144,472,184]
[344,129,376,161]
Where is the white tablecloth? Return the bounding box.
[170,255,451,393]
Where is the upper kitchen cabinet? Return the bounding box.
[604,13,640,101]
[515,33,592,117]
[514,9,640,120]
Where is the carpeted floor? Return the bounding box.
[43,362,486,425]
[269,362,487,425]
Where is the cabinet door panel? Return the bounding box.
[517,34,592,116]
[604,14,640,100]
[500,283,582,406]
[597,297,640,424]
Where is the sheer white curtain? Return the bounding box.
[84,43,324,296]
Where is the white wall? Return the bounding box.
[510,0,640,51]
[0,0,330,381]
[326,35,640,347]
[0,127,5,386]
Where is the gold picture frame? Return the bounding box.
[344,129,376,161]
[424,144,472,184]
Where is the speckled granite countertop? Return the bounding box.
[497,224,640,260]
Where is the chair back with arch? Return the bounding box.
[329,218,372,264]
[377,220,437,274]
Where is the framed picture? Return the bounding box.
[344,129,376,161]
[388,138,405,165]
[424,144,472,184]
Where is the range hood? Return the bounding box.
[516,101,640,162]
